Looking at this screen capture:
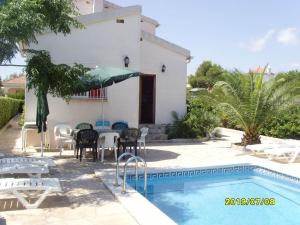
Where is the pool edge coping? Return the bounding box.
[95,168,178,225]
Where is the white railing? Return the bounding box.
[72,88,107,100]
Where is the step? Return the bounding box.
[147,138,204,144]
[139,124,168,141]
[146,134,168,141]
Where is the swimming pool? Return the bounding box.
[127,165,300,225]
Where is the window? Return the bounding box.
[116,18,125,24]
[72,88,107,100]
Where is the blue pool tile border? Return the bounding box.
[126,165,300,186]
[254,167,300,185]
[127,165,256,180]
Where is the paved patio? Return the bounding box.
[0,118,299,225]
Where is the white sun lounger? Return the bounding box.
[0,157,55,167]
[246,143,275,153]
[0,164,49,178]
[265,147,300,163]
[0,178,62,209]
[246,142,294,154]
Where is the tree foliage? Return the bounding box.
[189,61,225,89]
[26,50,89,99]
[0,0,82,64]
[205,70,300,145]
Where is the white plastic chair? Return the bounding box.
[54,124,75,156]
[98,132,119,162]
[137,127,149,154]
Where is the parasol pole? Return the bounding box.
[101,82,104,129]
[40,123,44,157]
[96,66,104,130]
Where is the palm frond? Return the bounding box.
[208,70,300,144]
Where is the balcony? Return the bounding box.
[72,88,107,100]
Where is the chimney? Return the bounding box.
[73,0,104,15]
[93,0,104,12]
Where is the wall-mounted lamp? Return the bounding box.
[124,56,130,67]
[161,64,166,73]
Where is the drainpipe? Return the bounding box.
[92,0,95,13]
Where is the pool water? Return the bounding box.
[127,167,300,225]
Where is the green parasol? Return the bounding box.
[36,92,49,157]
[79,67,141,91]
[78,67,141,129]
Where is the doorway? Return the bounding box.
[139,75,156,124]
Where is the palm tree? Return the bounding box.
[208,69,300,145]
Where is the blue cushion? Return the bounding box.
[112,121,128,130]
[95,120,111,127]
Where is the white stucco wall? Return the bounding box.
[74,0,94,15]
[26,12,141,146]
[141,21,156,34]
[74,0,104,14]
[103,1,119,12]
[25,6,189,147]
[94,0,104,12]
[141,40,187,124]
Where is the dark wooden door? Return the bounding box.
[139,75,155,124]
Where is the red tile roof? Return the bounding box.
[3,76,25,84]
[249,66,265,74]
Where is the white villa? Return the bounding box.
[25,0,191,147]
[2,76,25,95]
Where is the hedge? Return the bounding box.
[0,97,24,129]
[7,91,25,100]
[260,107,300,139]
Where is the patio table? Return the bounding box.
[95,129,121,134]
[72,129,122,160]
[22,122,48,152]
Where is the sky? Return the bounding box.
[1,0,300,79]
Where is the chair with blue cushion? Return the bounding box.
[112,121,128,132]
[95,120,111,130]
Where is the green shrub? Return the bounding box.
[0,88,4,96]
[7,90,25,100]
[186,97,220,137]
[261,107,300,139]
[18,104,25,126]
[0,97,24,129]
[166,111,197,139]
[166,97,220,139]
